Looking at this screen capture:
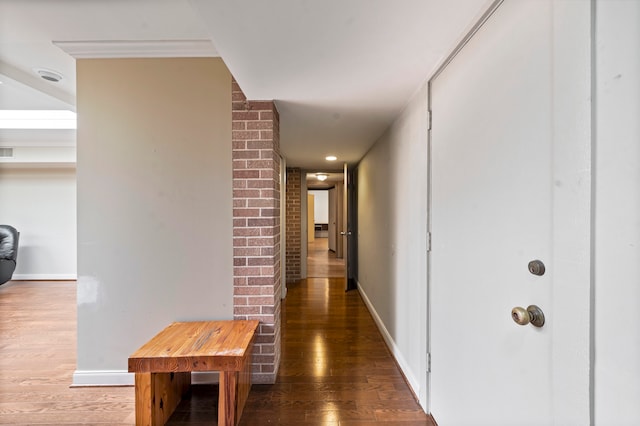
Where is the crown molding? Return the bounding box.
[53,40,219,59]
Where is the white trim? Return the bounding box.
[357,281,422,403]
[72,370,134,387]
[71,370,220,387]
[280,155,288,299]
[11,273,77,281]
[53,40,219,59]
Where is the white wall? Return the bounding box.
[309,190,328,224]
[0,166,76,279]
[74,58,233,385]
[357,83,428,408]
[594,2,640,424]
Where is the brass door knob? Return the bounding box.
[528,260,546,276]
[511,305,545,327]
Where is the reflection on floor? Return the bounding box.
[170,277,435,425]
[307,237,345,278]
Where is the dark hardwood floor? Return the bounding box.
[239,278,433,425]
[0,279,434,425]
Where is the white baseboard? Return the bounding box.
[12,273,77,281]
[356,281,422,401]
[71,370,219,387]
[72,370,134,387]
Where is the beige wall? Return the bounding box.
[74,58,233,385]
[0,167,76,279]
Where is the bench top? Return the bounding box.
[128,320,259,373]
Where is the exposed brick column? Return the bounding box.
[232,79,281,384]
[286,168,302,283]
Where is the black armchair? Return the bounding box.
[0,225,19,285]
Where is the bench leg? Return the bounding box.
[135,372,191,425]
[218,351,253,426]
[218,370,237,426]
[235,350,253,422]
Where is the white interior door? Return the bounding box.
[429,1,591,424]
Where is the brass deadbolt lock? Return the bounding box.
[528,260,546,276]
[511,305,545,328]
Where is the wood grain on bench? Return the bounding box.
[128,320,259,426]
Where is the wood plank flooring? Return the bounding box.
[237,278,434,426]
[0,279,434,425]
[307,238,345,278]
[0,280,135,425]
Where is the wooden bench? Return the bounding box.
[128,320,259,426]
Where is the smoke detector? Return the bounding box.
[35,68,63,83]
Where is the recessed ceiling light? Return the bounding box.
[325,155,337,161]
[35,68,64,83]
[316,173,328,181]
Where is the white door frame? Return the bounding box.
[280,155,287,299]
[425,0,504,414]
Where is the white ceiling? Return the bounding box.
[0,0,490,170]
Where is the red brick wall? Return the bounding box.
[286,168,302,282]
[232,79,281,383]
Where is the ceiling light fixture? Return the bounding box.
[316,173,328,181]
[0,110,77,129]
[35,68,64,83]
[325,155,337,161]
